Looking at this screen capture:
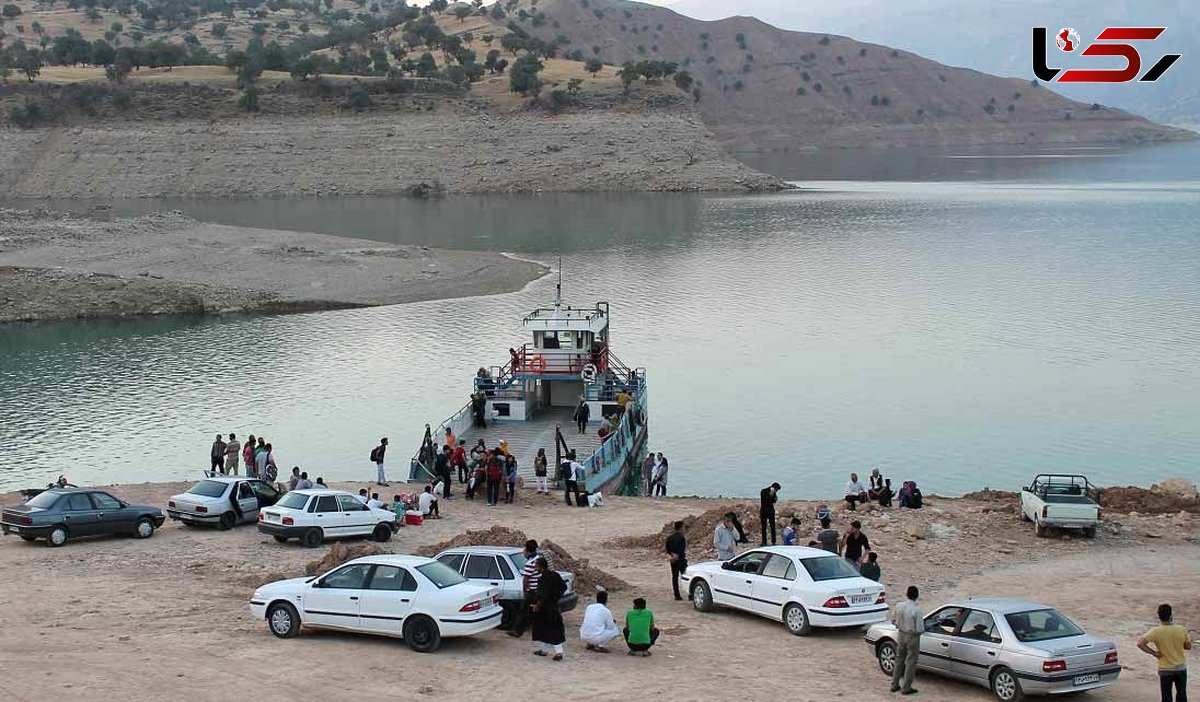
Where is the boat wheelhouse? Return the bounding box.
[408,288,647,495]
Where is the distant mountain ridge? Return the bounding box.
[518,0,1191,152]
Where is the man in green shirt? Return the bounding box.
[1137,603,1191,702]
[623,597,659,657]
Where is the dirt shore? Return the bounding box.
[1,481,1195,702]
[0,209,547,323]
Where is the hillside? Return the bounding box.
[520,0,1192,151]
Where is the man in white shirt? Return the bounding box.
[354,488,369,504]
[844,472,869,511]
[564,451,586,506]
[579,590,621,652]
[418,484,440,518]
[366,492,383,509]
[713,512,739,561]
[891,585,925,695]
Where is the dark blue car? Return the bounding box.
[1,488,165,547]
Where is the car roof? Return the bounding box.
[346,554,437,567]
[288,489,351,496]
[436,545,522,555]
[745,545,838,559]
[196,477,251,484]
[944,598,1053,614]
[39,487,105,495]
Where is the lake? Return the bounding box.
[2,142,1198,498]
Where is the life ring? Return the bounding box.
[581,363,598,382]
[529,355,547,372]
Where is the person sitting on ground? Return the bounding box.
[816,516,840,555]
[391,494,406,517]
[898,481,924,509]
[315,477,328,489]
[419,484,439,518]
[623,597,659,657]
[844,472,869,511]
[367,492,383,509]
[782,517,801,546]
[860,551,882,582]
[287,467,302,492]
[580,590,621,653]
[355,488,369,504]
[295,471,313,490]
[867,468,885,499]
[876,478,895,508]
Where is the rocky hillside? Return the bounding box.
[520,0,1193,151]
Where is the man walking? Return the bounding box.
[713,512,739,561]
[507,539,544,639]
[759,482,780,545]
[1138,603,1190,702]
[210,434,226,475]
[224,433,241,476]
[891,585,924,695]
[665,521,688,601]
[573,398,590,434]
[563,451,584,506]
[371,438,389,486]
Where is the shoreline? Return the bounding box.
[0,209,550,324]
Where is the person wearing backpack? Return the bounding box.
[370,438,389,486]
[486,450,504,506]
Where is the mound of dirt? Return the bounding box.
[611,503,767,557]
[1099,481,1200,515]
[414,526,628,593]
[305,542,386,576]
[960,489,1019,502]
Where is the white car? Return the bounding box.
[257,489,398,547]
[250,554,503,652]
[167,477,282,530]
[433,546,579,629]
[682,545,887,635]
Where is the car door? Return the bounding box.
[310,495,341,534]
[921,606,967,673]
[950,609,1004,683]
[61,493,102,536]
[712,551,769,612]
[302,563,373,630]
[357,565,418,635]
[90,492,135,534]
[249,480,281,509]
[336,494,371,537]
[235,482,259,524]
[463,554,504,590]
[752,554,798,617]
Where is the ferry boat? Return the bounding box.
[408,281,647,496]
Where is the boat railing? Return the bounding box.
[582,388,648,491]
[408,401,474,482]
[584,367,646,402]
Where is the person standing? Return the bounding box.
[713,512,739,561]
[444,426,456,453]
[573,398,590,434]
[453,439,468,484]
[652,454,669,497]
[507,540,543,639]
[263,443,278,483]
[891,586,924,695]
[759,482,781,545]
[841,520,871,570]
[210,434,226,475]
[665,520,688,601]
[534,448,549,494]
[371,438,389,486]
[816,516,840,554]
[224,433,241,476]
[642,453,656,494]
[243,435,257,478]
[563,451,584,506]
[531,558,567,661]
[1138,603,1191,702]
[254,443,270,482]
[435,445,452,499]
[579,590,621,652]
[486,450,504,506]
[505,453,519,503]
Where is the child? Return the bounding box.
[782,517,801,546]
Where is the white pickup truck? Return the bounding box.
[1020,474,1102,538]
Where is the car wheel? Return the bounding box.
[498,602,516,630]
[690,580,713,613]
[301,527,324,548]
[876,639,898,676]
[783,602,812,636]
[404,615,442,653]
[267,602,301,638]
[991,666,1025,702]
[218,512,236,531]
[272,535,289,543]
[372,523,392,543]
[1034,521,1046,538]
[20,535,37,542]
[47,525,69,547]
[1082,527,1097,539]
[134,517,156,539]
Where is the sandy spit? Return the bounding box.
[0,209,548,323]
[0,480,1195,702]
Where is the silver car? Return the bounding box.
[864,598,1120,701]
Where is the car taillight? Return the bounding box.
[168,500,176,508]
[195,505,208,513]
[1043,660,1066,673]
[1097,508,1103,520]
[1041,506,1048,519]
[875,592,886,604]
[18,516,33,525]
[257,512,264,521]
[282,516,294,526]
[492,595,500,604]
[1105,651,1118,664]
[823,596,849,608]
[460,601,482,613]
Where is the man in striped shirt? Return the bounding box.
[507,539,544,638]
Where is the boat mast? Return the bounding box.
[555,256,562,309]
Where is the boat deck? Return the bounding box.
[448,409,606,487]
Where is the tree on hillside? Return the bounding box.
[2,4,21,18]
[481,33,493,45]
[428,0,448,13]
[499,33,526,55]
[290,54,318,80]
[673,69,693,92]
[90,38,115,65]
[508,52,542,95]
[617,60,636,93]
[454,4,471,21]
[484,47,499,72]
[18,46,43,82]
[239,84,260,111]
[584,57,601,76]
[415,50,437,76]
[105,57,132,82]
[346,81,371,110]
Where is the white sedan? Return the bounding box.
[682,545,887,635]
[250,555,503,652]
[257,489,398,547]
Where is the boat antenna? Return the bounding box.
[555,257,562,308]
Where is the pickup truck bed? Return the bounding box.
[1020,474,1102,538]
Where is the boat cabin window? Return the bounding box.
[540,331,580,350]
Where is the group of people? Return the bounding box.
[642,452,669,497]
[508,540,660,660]
[208,433,278,482]
[843,468,923,511]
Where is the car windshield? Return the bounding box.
[1005,609,1085,643]
[509,553,528,570]
[276,492,309,510]
[24,492,62,509]
[416,561,468,589]
[186,480,228,498]
[800,556,862,582]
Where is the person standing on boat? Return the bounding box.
[452,439,468,484]
[759,482,781,545]
[573,398,590,434]
[371,438,389,487]
[471,391,487,428]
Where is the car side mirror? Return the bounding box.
[720,562,734,570]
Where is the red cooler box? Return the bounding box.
[404,510,424,526]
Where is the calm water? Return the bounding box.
[3,143,1199,497]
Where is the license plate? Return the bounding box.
[1073,674,1100,686]
[265,513,280,522]
[850,594,874,605]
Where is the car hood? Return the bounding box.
[684,559,727,573]
[253,577,312,598]
[1018,633,1114,657]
